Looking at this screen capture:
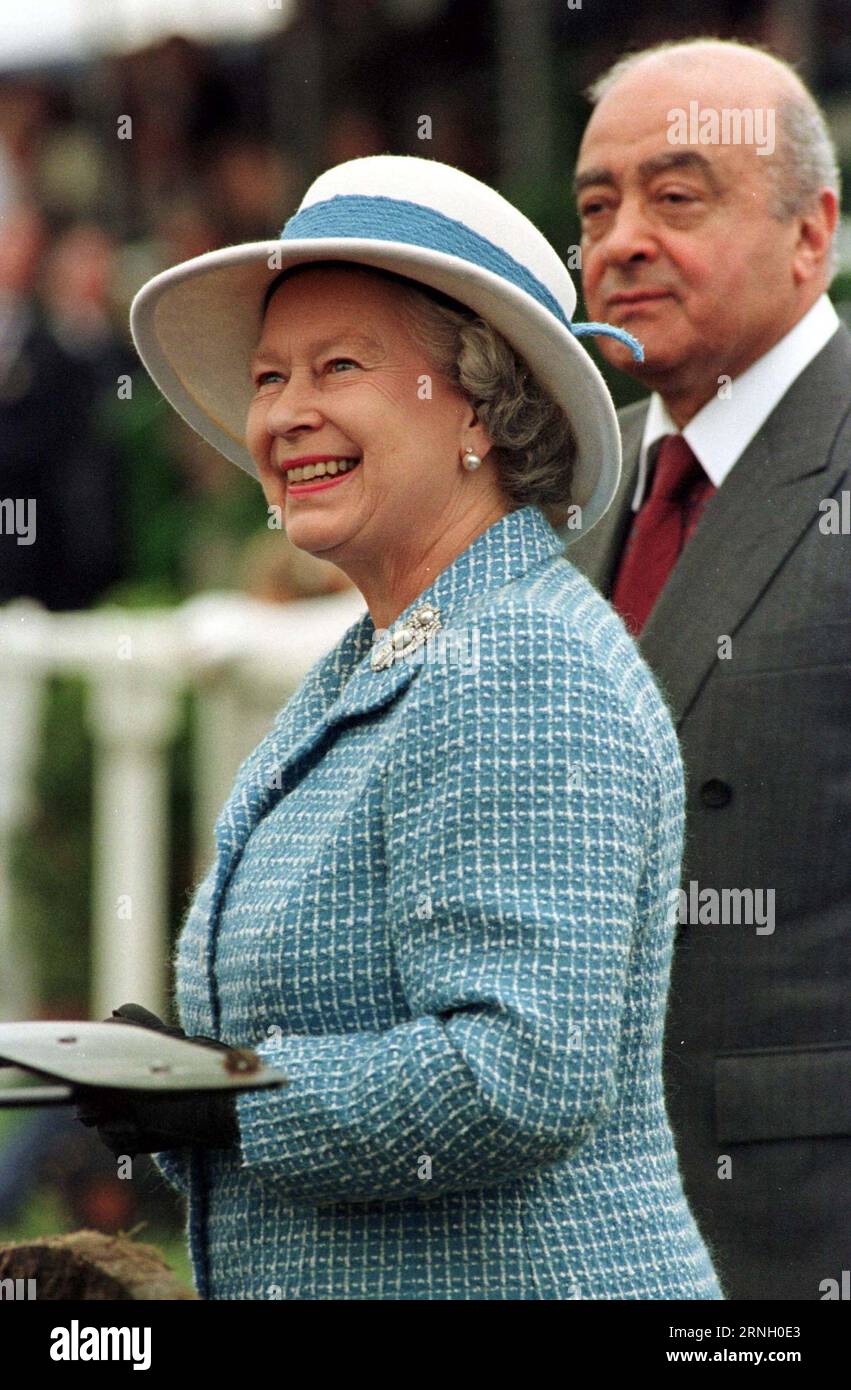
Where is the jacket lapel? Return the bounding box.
[210,503,565,894]
[211,611,417,869]
[200,610,429,1037]
[640,326,851,724]
[566,400,646,593]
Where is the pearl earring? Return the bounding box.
[461,449,482,471]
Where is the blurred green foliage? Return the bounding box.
[10,675,196,1013]
[9,676,93,1006]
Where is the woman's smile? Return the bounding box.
[285,457,362,495]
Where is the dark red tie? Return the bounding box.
[612,434,716,636]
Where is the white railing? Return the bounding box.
[0,589,366,1022]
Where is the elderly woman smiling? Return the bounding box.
[248,259,575,630]
[81,156,724,1301]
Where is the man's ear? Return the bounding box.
[793,187,839,285]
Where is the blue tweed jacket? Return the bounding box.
[154,503,723,1300]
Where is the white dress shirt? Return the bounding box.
[631,293,841,510]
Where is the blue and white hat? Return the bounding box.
[130,154,642,542]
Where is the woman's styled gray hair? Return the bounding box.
[263,262,577,531]
[393,275,577,531]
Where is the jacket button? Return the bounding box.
[700,778,732,808]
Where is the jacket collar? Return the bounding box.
[357,500,562,657]
[567,323,851,727]
[213,503,563,865]
[639,324,851,723]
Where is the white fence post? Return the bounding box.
[85,641,183,1022]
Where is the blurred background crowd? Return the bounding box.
[3,0,850,613]
[1,0,849,1286]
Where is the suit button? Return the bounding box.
[700,778,732,808]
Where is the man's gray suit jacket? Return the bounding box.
[568,322,851,1301]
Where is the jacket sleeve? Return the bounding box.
[151,1148,190,1195]
[233,608,655,1202]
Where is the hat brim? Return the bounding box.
[130,239,622,543]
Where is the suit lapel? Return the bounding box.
[566,400,646,593]
[640,326,851,724]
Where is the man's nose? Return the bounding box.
[596,199,658,267]
[264,373,324,436]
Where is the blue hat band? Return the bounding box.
[280,194,643,362]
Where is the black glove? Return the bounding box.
[76,1003,240,1158]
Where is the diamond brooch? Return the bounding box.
[370,603,443,671]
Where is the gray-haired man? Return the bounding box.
[570,37,850,1301]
